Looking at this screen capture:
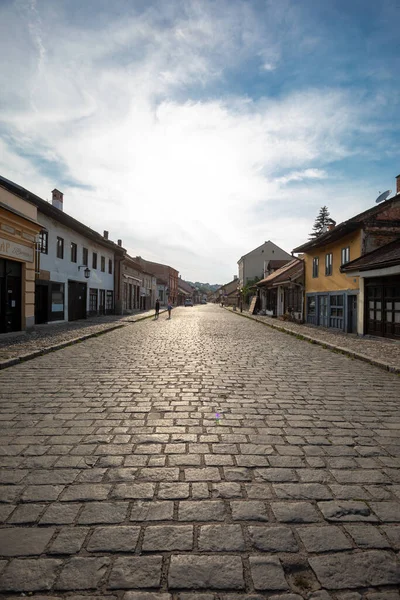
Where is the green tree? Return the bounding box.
[309,206,335,239]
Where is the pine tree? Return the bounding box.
[309,206,335,239]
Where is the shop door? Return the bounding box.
[348,295,357,333]
[384,279,400,339]
[318,295,329,327]
[366,280,383,337]
[35,283,49,324]
[0,259,22,333]
[68,281,87,321]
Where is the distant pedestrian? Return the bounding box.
[155,298,160,319]
[167,298,173,319]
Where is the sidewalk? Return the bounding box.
[226,307,400,374]
[0,308,165,369]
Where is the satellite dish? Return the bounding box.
[375,190,391,204]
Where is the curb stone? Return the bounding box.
[226,307,400,376]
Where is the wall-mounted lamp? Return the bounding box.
[78,266,91,279]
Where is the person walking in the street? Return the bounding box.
[167,298,173,319]
[155,298,160,320]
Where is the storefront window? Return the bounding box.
[106,290,113,312]
[39,231,48,254]
[89,288,98,312]
[307,296,316,316]
[50,283,64,321]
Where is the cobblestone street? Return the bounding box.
[1,304,400,599]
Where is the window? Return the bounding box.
[82,247,88,266]
[330,294,344,317]
[307,296,316,316]
[108,259,113,274]
[106,290,114,312]
[312,257,319,278]
[89,288,98,313]
[325,253,333,276]
[101,256,105,272]
[92,252,97,269]
[56,236,64,259]
[50,283,64,321]
[71,242,77,263]
[38,231,48,254]
[341,247,350,265]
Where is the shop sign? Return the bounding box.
[0,236,34,262]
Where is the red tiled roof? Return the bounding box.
[257,258,304,287]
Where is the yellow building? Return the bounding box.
[293,186,400,333]
[0,183,42,333]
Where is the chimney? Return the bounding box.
[117,239,122,247]
[396,174,400,195]
[51,189,63,211]
[233,275,238,280]
[327,221,336,232]
[103,230,109,240]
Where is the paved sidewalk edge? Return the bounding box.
[0,309,169,371]
[226,307,400,375]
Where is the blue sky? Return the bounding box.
[0,0,399,283]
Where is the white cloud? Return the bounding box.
[0,0,394,282]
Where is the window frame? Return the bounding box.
[56,236,64,259]
[92,252,98,269]
[38,230,48,254]
[325,252,333,276]
[341,246,350,265]
[108,259,113,274]
[82,247,88,267]
[70,242,77,263]
[312,256,319,278]
[101,256,105,272]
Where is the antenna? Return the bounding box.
[375,190,391,204]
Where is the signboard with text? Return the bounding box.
[0,237,34,262]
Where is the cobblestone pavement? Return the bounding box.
[0,309,162,362]
[228,308,400,372]
[1,304,400,599]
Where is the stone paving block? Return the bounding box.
[381,525,400,549]
[8,503,45,524]
[137,468,179,481]
[0,504,15,522]
[0,527,55,556]
[104,468,138,482]
[318,501,378,522]
[271,502,320,523]
[184,468,221,481]
[191,483,210,499]
[249,556,289,591]
[60,484,112,501]
[328,484,370,500]
[130,500,174,521]
[254,468,298,482]
[297,525,353,552]
[370,501,400,522]
[158,483,190,499]
[0,486,23,503]
[230,500,269,521]
[344,525,390,548]
[109,556,163,588]
[168,555,244,589]
[211,482,242,498]
[0,469,29,484]
[111,483,156,499]
[142,525,193,551]
[248,526,298,552]
[178,500,225,521]
[24,469,79,485]
[48,527,89,554]
[87,526,140,552]
[245,484,274,499]
[273,483,332,500]
[198,524,245,551]
[40,503,81,524]
[309,550,400,589]
[78,501,128,524]
[331,470,390,484]
[123,594,171,600]
[56,557,110,590]
[0,558,62,591]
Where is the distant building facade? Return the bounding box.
[238,241,292,288]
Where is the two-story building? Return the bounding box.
[134,257,179,305]
[238,241,292,288]
[0,176,126,323]
[293,178,400,332]
[0,180,42,333]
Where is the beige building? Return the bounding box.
[0,183,42,333]
[238,241,292,288]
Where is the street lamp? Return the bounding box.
[78,266,91,279]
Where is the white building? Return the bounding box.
[1,180,125,323]
[237,240,292,288]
